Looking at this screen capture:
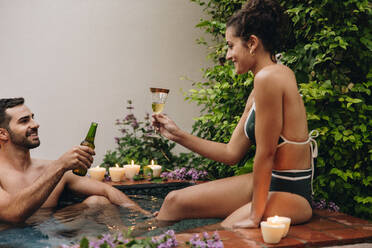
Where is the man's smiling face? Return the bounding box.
[6,104,40,149]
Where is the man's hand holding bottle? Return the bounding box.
[56,145,95,173]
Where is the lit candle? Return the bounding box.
[109,164,125,182]
[88,166,106,181]
[147,160,162,177]
[123,160,140,180]
[267,215,291,237]
[260,221,285,244]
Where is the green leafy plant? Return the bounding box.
[101,100,177,171]
[187,0,371,220]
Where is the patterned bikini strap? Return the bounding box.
[308,130,319,196]
[279,130,319,195]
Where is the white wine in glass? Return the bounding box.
[150,87,169,114]
[152,102,165,114]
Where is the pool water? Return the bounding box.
[0,194,221,248]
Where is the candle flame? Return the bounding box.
[131,160,134,166]
[115,163,119,168]
[268,215,282,225]
[151,160,154,166]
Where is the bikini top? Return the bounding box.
[244,101,319,194]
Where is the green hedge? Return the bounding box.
[187,0,371,219]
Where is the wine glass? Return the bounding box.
[150,87,169,114]
[150,87,171,161]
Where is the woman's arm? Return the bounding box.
[247,70,284,226]
[153,92,255,165]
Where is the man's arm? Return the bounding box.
[0,146,94,223]
[0,163,65,223]
[65,172,150,215]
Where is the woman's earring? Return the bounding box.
[250,50,255,55]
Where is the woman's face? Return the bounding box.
[225,27,252,74]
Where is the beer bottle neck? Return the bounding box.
[85,123,97,143]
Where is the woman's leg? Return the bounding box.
[156,173,254,221]
[220,191,312,228]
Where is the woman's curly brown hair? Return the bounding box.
[227,0,289,60]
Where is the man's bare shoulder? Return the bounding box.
[31,158,53,168]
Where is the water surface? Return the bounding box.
[0,194,220,248]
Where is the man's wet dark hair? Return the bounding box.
[0,98,25,129]
[227,0,289,60]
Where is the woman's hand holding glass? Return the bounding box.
[152,113,181,142]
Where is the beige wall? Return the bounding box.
[0,0,210,165]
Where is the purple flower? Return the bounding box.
[116,233,129,244]
[161,168,209,181]
[166,238,175,247]
[312,199,340,212]
[202,232,210,240]
[190,234,200,242]
[151,230,178,248]
[165,230,175,236]
[131,121,139,129]
[100,233,115,247]
[211,240,224,248]
[207,240,215,247]
[192,240,207,248]
[158,243,172,248]
[161,172,169,178]
[212,231,220,241]
[188,231,223,248]
[89,239,105,248]
[327,201,340,212]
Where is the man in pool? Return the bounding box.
[0,97,150,223]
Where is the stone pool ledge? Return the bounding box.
[104,180,372,247]
[178,210,372,247]
[106,178,205,187]
[106,179,205,197]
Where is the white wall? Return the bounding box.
[0,0,210,165]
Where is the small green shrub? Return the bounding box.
[101,100,177,171]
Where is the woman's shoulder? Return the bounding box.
[254,64,296,87]
[256,64,294,80]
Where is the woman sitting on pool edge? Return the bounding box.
[152,0,318,229]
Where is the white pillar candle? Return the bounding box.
[88,167,106,181]
[267,215,291,237]
[109,164,125,182]
[260,221,285,244]
[123,160,140,180]
[148,160,162,177]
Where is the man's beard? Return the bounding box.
[8,128,40,149]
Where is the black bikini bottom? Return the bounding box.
[269,169,312,205]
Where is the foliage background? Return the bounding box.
[102,0,371,220]
[185,0,372,220]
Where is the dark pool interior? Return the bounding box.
[0,182,221,248]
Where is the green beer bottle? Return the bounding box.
[73,122,98,176]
